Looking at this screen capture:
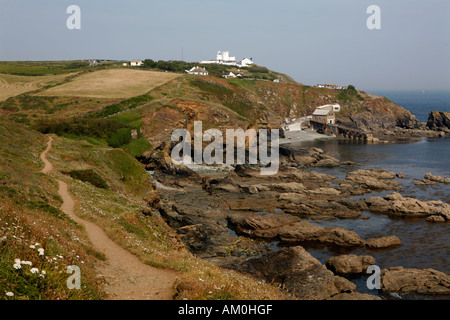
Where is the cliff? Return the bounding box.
[427,111,450,131]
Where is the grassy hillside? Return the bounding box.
[0,119,286,300]
[0,60,421,300]
[1,61,415,155]
[36,69,180,99]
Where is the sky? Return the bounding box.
[0,0,449,91]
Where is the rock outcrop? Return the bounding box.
[224,246,380,300]
[227,213,401,248]
[340,169,402,196]
[426,111,450,131]
[325,254,376,274]
[364,192,450,221]
[381,266,450,296]
[414,173,450,185]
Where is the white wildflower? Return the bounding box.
[13,263,21,270]
[37,248,45,256]
[30,268,39,274]
[14,259,21,264]
[41,270,46,275]
[29,245,35,249]
[6,292,14,297]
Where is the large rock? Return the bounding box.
[279,146,341,168]
[415,173,450,185]
[381,266,450,296]
[227,213,300,239]
[364,192,450,221]
[228,213,398,248]
[426,111,450,131]
[365,235,401,249]
[343,169,401,194]
[325,254,376,274]
[224,246,378,300]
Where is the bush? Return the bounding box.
[66,169,108,189]
[34,118,125,138]
[106,128,132,148]
[122,137,152,157]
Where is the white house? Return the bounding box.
[238,57,254,67]
[130,60,144,67]
[223,72,236,79]
[186,66,209,75]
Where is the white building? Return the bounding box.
[223,72,236,79]
[316,104,341,112]
[312,109,335,125]
[186,66,209,75]
[130,60,144,67]
[238,57,254,67]
[201,51,254,68]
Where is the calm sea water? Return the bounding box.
[369,90,450,122]
[283,91,450,298]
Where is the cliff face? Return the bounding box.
[138,77,427,148]
[336,95,423,132]
[427,111,450,131]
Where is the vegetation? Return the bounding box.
[65,169,109,189]
[0,120,104,300]
[189,78,253,117]
[140,59,294,83]
[0,60,119,76]
[336,84,364,102]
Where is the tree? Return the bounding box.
[143,59,157,68]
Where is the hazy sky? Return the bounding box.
[1,0,449,91]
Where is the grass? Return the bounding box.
[35,69,180,99]
[0,73,76,101]
[45,131,286,301]
[0,61,86,76]
[0,120,105,300]
[122,137,152,157]
[189,78,253,117]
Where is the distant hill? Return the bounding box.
[0,60,421,155]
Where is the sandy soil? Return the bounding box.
[41,136,178,300]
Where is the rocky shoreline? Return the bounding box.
[141,135,450,300]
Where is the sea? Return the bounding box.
[285,91,450,299]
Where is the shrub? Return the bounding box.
[66,169,108,189]
[106,128,132,148]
